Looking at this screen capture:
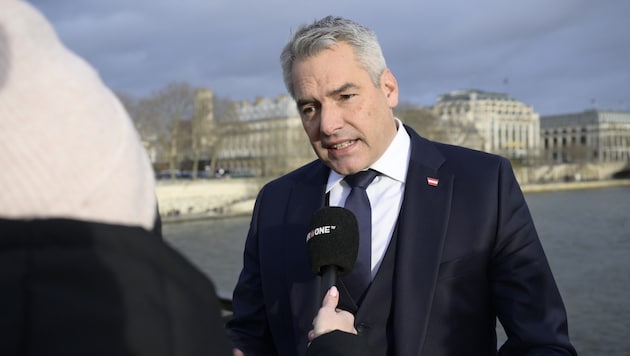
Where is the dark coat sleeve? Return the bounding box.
[306,331,372,356]
[490,158,577,355]
[225,186,279,355]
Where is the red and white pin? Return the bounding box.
[426,177,439,187]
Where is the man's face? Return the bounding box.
[291,42,399,176]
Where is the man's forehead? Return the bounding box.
[291,55,365,100]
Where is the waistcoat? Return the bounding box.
[353,222,400,356]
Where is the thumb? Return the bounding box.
[321,285,339,309]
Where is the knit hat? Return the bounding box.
[0,0,157,230]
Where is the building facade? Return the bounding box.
[215,95,315,177]
[540,110,630,163]
[432,89,540,161]
[144,85,629,180]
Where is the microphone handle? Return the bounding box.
[321,265,338,301]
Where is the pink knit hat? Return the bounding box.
[0,0,157,230]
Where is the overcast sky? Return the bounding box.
[29,0,629,116]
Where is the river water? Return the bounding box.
[163,185,630,355]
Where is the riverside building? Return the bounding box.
[540,110,630,163]
[214,95,315,177]
[432,89,541,162]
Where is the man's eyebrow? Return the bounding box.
[327,83,358,97]
[295,83,359,107]
[295,98,313,108]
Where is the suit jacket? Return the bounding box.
[227,125,576,356]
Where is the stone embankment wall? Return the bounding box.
[156,162,630,220]
[155,178,268,218]
[513,161,628,184]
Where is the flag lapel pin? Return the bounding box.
[427,177,439,187]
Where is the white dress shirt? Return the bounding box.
[326,118,411,278]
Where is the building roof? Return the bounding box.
[235,95,299,122]
[540,109,630,128]
[437,89,515,103]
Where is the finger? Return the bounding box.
[321,285,339,309]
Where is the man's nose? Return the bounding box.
[319,105,343,135]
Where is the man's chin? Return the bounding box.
[326,161,366,176]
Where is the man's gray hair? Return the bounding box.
[280,16,387,98]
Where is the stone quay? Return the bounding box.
[156,162,630,223]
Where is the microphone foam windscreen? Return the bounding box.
[306,206,359,276]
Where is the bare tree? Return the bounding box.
[120,85,247,179]
[117,92,138,123]
[189,89,213,179]
[117,92,166,167]
[209,102,244,174]
[395,101,483,150]
[395,102,449,142]
[148,82,195,178]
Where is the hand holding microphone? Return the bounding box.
[308,286,357,343]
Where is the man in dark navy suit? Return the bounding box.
[227,16,576,356]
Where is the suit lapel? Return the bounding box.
[394,128,453,355]
[284,162,330,350]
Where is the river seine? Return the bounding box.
[163,185,630,355]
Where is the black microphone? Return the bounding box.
[306,206,359,301]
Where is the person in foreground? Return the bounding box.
[0,1,232,354]
[0,2,367,355]
[226,15,577,355]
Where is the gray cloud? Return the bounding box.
[29,0,630,115]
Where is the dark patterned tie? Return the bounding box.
[342,169,378,304]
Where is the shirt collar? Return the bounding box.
[326,118,410,192]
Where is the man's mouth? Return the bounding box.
[330,140,356,150]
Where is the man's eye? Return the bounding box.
[340,93,356,101]
[301,105,317,116]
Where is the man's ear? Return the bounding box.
[381,69,399,108]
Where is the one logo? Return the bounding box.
[306,225,337,241]
[427,177,439,187]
